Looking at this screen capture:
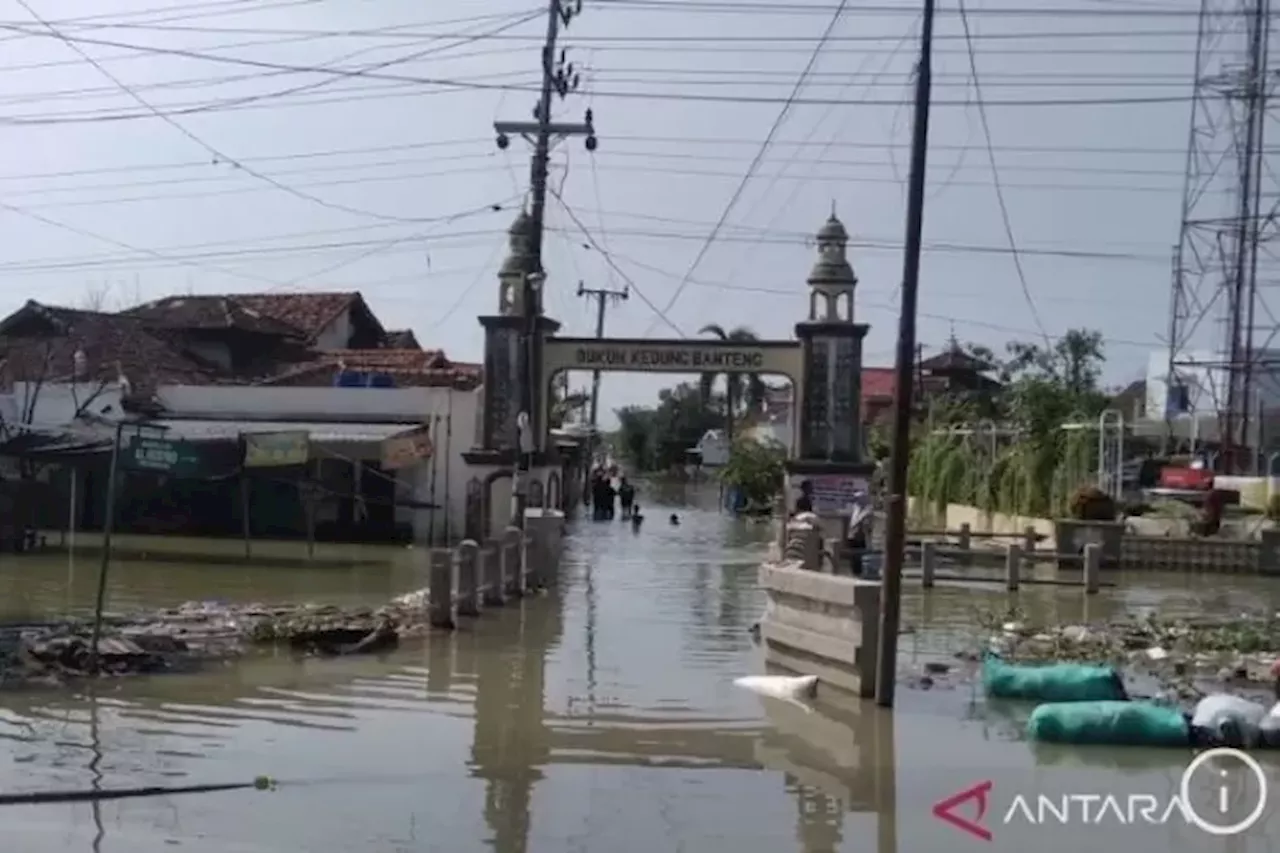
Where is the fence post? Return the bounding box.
[456,540,481,617]
[481,539,505,606]
[502,526,523,597]
[1005,543,1022,591]
[921,540,937,588]
[523,532,541,590]
[1083,542,1101,594]
[958,522,972,568]
[428,548,456,630]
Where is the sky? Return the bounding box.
[0,0,1270,429]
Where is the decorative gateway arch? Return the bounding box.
[462,210,876,539]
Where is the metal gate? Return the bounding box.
[1096,409,1125,501]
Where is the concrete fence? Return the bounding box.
[758,517,881,699]
[426,508,565,630]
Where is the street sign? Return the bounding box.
[243,431,310,468]
[806,475,869,514]
[121,435,209,478]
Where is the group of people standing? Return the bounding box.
[589,467,637,521]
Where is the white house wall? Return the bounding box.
[312,312,351,350]
[155,384,480,544]
[8,381,125,429]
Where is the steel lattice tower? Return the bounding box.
[1166,0,1277,471]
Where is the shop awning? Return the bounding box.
[152,420,423,444]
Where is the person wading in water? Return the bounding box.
[618,477,636,518]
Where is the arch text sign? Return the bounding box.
[543,338,802,377]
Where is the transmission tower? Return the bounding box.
[1166,0,1278,472]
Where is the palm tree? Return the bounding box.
[697,323,766,444]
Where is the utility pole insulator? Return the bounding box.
[493,0,601,529]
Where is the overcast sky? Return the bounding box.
[0,0,1266,427]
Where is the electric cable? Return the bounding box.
[0,23,1226,112]
[550,190,686,336]
[10,2,543,224]
[0,134,1229,188]
[644,0,852,334]
[957,0,1050,346]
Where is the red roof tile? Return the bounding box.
[258,348,482,390]
[230,292,370,342]
[862,367,896,400]
[123,295,305,337]
[0,301,223,392]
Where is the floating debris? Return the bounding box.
[968,608,1280,707]
[0,593,436,690]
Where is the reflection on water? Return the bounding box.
[0,484,1277,850]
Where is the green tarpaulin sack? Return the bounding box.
[1027,701,1191,747]
[983,655,1127,702]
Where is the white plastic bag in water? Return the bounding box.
[1259,703,1280,747]
[1192,694,1267,747]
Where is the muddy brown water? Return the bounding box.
[0,488,1279,851]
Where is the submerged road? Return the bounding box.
[0,486,1276,851]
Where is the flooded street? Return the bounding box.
[0,488,1278,851]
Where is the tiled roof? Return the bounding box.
[862,367,896,400]
[124,295,305,337]
[230,292,365,341]
[0,301,223,392]
[258,348,482,390]
[920,345,991,373]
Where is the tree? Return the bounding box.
[719,437,786,511]
[615,382,721,472]
[908,327,1113,518]
[697,323,766,444]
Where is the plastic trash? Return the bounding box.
[1260,704,1280,748]
[1191,694,1267,748]
[983,655,1127,702]
[1027,700,1190,746]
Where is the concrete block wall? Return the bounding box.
[757,561,880,699]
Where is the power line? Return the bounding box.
[0,24,1227,111]
[551,190,686,335]
[646,0,852,333]
[10,2,543,224]
[0,213,1175,279]
[595,0,1256,17]
[0,135,1228,187]
[0,159,1223,217]
[957,0,1048,345]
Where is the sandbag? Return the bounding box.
[983,655,1127,702]
[1027,701,1190,746]
[1191,694,1266,748]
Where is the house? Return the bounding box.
[917,342,1001,397]
[0,292,483,545]
[694,429,731,468]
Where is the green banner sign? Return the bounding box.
[121,436,210,478]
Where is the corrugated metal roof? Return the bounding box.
[153,419,421,443]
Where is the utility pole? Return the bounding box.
[493,0,598,528]
[875,0,936,709]
[577,281,629,431]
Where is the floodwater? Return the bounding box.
[0,488,1278,852]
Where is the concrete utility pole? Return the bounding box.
[493,0,597,528]
[577,281,629,431]
[875,0,936,709]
